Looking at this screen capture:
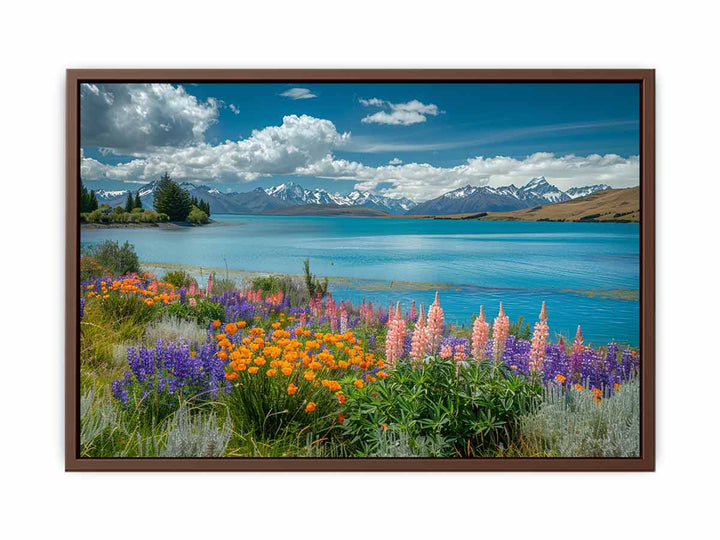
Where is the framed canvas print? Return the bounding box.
[66,69,654,471]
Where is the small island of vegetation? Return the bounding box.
[80,172,212,227]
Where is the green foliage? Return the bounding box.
[521,378,640,457]
[190,195,211,216]
[303,259,328,299]
[153,172,192,221]
[208,273,236,295]
[250,275,308,308]
[84,240,140,275]
[125,192,134,213]
[162,269,195,288]
[80,295,159,371]
[114,205,125,214]
[187,206,209,224]
[82,208,169,224]
[342,358,542,457]
[80,182,99,212]
[165,299,225,325]
[509,316,532,340]
[134,191,142,209]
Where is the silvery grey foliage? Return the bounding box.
[80,388,121,453]
[370,427,449,458]
[143,315,208,347]
[159,406,233,458]
[521,378,640,457]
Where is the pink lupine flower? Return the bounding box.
[471,306,489,361]
[205,274,213,298]
[388,302,395,325]
[492,302,510,361]
[385,314,406,367]
[188,297,197,307]
[339,302,348,334]
[410,300,417,321]
[439,344,453,359]
[557,334,566,351]
[453,345,467,362]
[426,291,445,353]
[569,325,584,373]
[410,303,428,363]
[529,301,550,372]
[188,281,197,296]
[572,325,584,355]
[299,312,307,326]
[325,294,338,332]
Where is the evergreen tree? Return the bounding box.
[134,191,142,209]
[80,183,91,212]
[125,192,134,212]
[153,172,192,221]
[89,190,98,211]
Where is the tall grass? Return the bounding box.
[521,378,640,457]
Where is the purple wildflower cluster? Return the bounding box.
[111,340,228,407]
[416,334,639,396]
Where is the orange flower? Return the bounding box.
[614,383,621,392]
[304,370,316,381]
[555,374,566,383]
[287,383,298,395]
[353,379,364,389]
[213,319,222,328]
[237,321,247,328]
[305,402,316,413]
[266,369,277,377]
[248,366,259,374]
[217,350,228,361]
[224,372,239,380]
[225,322,238,335]
[574,383,584,392]
[338,413,346,424]
[338,394,346,404]
[377,371,388,379]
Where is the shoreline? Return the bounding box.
[140,260,639,301]
[80,220,216,230]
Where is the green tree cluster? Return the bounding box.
[125,191,143,212]
[80,182,99,213]
[153,173,192,221]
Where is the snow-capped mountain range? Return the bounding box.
[407,177,610,215]
[92,177,612,216]
[265,182,416,214]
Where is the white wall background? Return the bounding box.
[1,1,717,537]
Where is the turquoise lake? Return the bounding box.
[81,215,640,346]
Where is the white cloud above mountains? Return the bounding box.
[81,83,219,153]
[279,88,317,100]
[79,85,638,202]
[360,98,441,125]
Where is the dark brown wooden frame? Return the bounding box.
[66,69,655,472]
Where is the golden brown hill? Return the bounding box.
[432,186,639,222]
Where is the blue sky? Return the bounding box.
[80,82,640,201]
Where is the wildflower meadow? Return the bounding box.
[79,243,640,458]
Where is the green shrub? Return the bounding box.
[520,378,640,457]
[84,240,140,275]
[342,358,542,457]
[143,315,208,346]
[509,316,531,340]
[162,269,195,288]
[250,274,307,307]
[187,206,209,224]
[165,299,225,325]
[303,259,328,299]
[209,273,237,296]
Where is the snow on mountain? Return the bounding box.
[408,177,595,215]
[565,184,611,199]
[264,182,416,214]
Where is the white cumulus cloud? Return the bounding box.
[360,98,441,125]
[279,88,317,100]
[80,83,219,154]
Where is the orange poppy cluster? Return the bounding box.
[216,316,386,412]
[84,277,180,306]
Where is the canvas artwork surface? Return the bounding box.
[72,74,650,467]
